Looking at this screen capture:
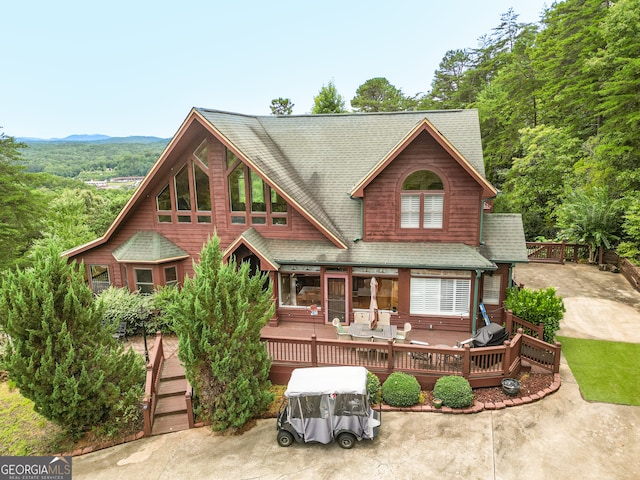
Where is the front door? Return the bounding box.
[324,275,348,324]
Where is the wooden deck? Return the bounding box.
[138,315,556,435]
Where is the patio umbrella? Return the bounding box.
[369,277,379,329]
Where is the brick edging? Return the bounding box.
[378,373,562,414]
[57,374,562,456]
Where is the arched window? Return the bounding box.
[400,170,444,229]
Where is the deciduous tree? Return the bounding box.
[311,80,347,114]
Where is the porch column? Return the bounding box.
[472,270,482,335]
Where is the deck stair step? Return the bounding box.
[150,356,191,435]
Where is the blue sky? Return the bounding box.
[2,0,551,139]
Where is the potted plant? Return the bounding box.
[433,398,443,409]
[501,378,521,396]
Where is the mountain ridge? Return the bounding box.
[18,134,169,144]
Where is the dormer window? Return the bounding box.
[401,170,444,229]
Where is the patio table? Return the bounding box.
[348,323,397,340]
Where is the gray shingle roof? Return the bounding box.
[232,228,495,270]
[196,108,487,245]
[481,214,529,263]
[112,231,189,263]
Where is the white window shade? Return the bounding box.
[423,194,443,228]
[401,194,420,228]
[482,275,501,304]
[410,277,470,315]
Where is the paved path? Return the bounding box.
[514,262,640,343]
[73,263,640,479]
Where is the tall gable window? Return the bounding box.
[401,170,444,229]
[155,140,212,224]
[226,148,288,226]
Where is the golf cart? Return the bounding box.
[276,366,381,449]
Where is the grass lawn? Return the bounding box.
[0,382,67,455]
[558,336,640,406]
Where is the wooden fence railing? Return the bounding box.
[526,242,589,264]
[142,332,164,437]
[504,310,545,339]
[263,329,561,390]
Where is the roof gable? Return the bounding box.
[350,117,497,198]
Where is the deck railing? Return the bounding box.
[526,241,589,264]
[262,329,560,389]
[504,310,545,339]
[142,332,164,437]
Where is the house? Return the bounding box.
[64,108,527,334]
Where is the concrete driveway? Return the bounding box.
[73,263,640,480]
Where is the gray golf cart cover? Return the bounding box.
[284,366,379,444]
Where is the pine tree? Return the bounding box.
[0,244,144,437]
[168,235,274,431]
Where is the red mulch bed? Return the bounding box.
[422,372,554,405]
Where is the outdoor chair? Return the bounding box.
[353,312,369,324]
[372,335,391,361]
[394,322,412,343]
[112,321,127,342]
[409,340,431,367]
[377,311,391,326]
[351,333,373,359]
[332,317,352,341]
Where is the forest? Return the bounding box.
[1,0,638,272]
[21,137,168,180]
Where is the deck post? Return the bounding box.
[462,344,471,376]
[311,334,318,366]
[142,391,152,437]
[503,340,512,377]
[386,339,394,371]
[553,341,562,373]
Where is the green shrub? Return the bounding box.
[367,371,381,405]
[433,376,473,409]
[616,242,640,265]
[381,372,421,407]
[504,286,565,343]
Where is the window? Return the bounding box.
[89,265,110,294]
[194,140,208,167]
[135,269,154,294]
[279,272,322,307]
[226,148,288,226]
[482,274,501,305]
[175,165,191,212]
[410,270,470,315]
[164,266,178,287]
[401,170,444,229]
[352,276,398,311]
[155,143,212,224]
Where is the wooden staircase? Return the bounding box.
[151,356,192,435]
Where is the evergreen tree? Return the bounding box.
[351,77,416,112]
[0,244,145,437]
[591,0,640,193]
[167,235,274,431]
[0,131,45,270]
[531,0,608,139]
[269,98,294,115]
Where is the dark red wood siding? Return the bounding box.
[363,131,483,245]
